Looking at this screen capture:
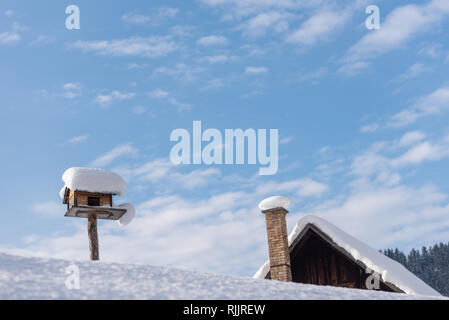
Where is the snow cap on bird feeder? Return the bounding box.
[59,167,135,260]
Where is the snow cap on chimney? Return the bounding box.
[258,196,290,212]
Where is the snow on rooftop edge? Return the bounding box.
[0,252,445,300]
[253,215,441,297]
[59,167,126,198]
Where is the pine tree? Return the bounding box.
[383,243,449,296]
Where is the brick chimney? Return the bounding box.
[259,196,292,282]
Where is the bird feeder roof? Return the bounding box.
[59,167,126,198]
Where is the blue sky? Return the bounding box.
[1,0,449,276]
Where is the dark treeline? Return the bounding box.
[383,242,449,296]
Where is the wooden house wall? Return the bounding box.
[288,230,395,292]
[67,191,112,209]
[76,192,111,207]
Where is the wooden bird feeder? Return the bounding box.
[60,167,131,261]
[62,189,126,220]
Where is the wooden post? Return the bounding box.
[88,214,99,261]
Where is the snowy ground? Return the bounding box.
[0,253,445,300]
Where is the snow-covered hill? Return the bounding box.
[0,253,444,300]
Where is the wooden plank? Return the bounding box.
[88,214,99,261]
[289,229,399,292]
[64,206,126,220]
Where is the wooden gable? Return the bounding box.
[266,224,403,293]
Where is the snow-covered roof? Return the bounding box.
[254,215,441,297]
[0,253,445,300]
[59,167,126,198]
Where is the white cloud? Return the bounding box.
[197,35,228,46]
[347,5,428,59]
[31,83,83,100]
[201,78,225,91]
[397,63,432,81]
[199,0,336,43]
[132,106,146,114]
[201,55,237,64]
[121,13,151,25]
[91,143,138,167]
[299,131,449,251]
[239,44,265,56]
[94,91,135,107]
[171,25,196,38]
[0,31,20,45]
[361,86,449,131]
[279,136,294,144]
[240,11,290,38]
[342,0,449,74]
[5,10,13,17]
[255,178,328,198]
[31,201,65,218]
[127,63,149,69]
[158,7,179,18]
[172,168,221,189]
[150,89,169,98]
[288,67,329,84]
[389,86,449,127]
[245,66,268,74]
[63,83,82,91]
[29,35,56,47]
[360,123,379,133]
[22,234,39,245]
[240,89,264,99]
[300,184,449,250]
[350,133,449,187]
[149,89,191,110]
[122,7,178,25]
[392,141,449,167]
[199,0,318,20]
[338,61,370,76]
[167,97,192,109]
[11,22,28,32]
[32,89,49,99]
[66,134,89,144]
[121,158,174,182]
[61,83,83,99]
[286,9,349,45]
[398,131,427,147]
[418,44,443,59]
[70,36,177,58]
[115,158,222,190]
[152,64,204,82]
